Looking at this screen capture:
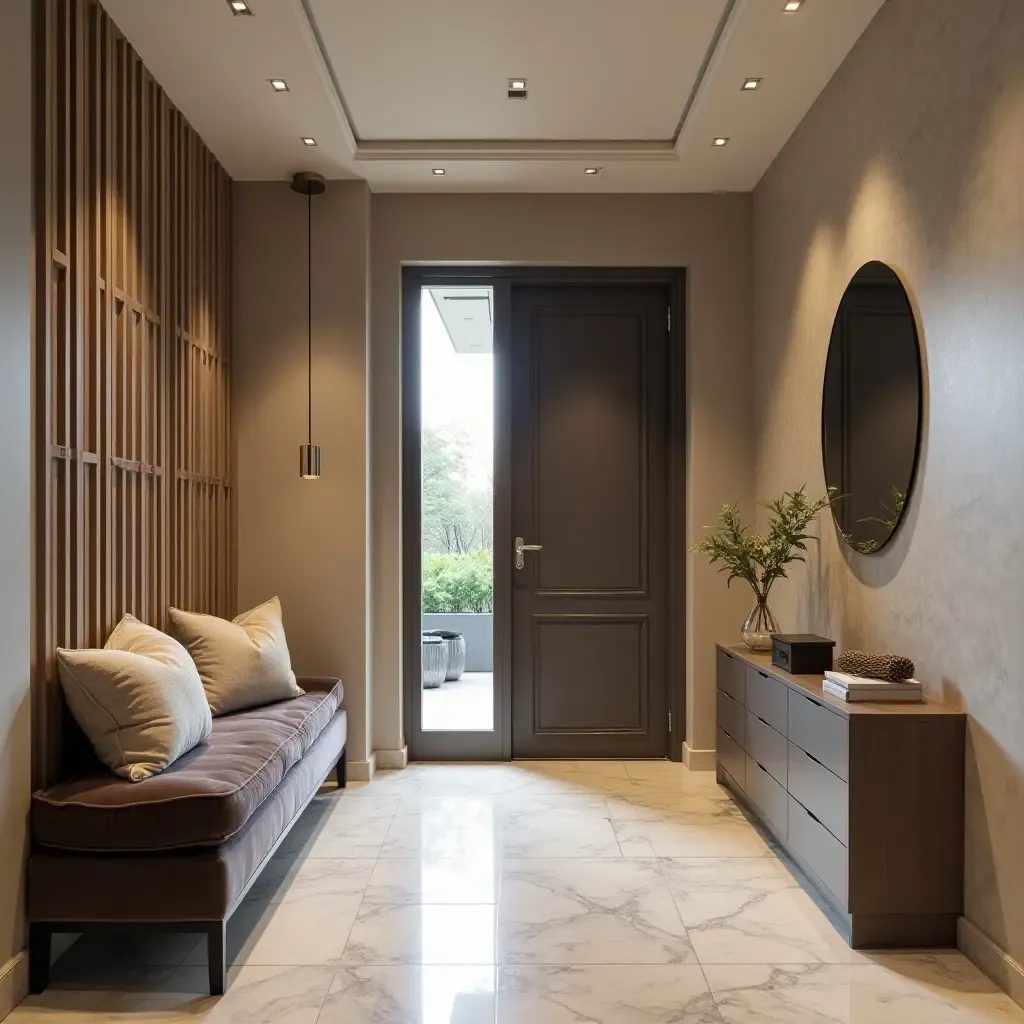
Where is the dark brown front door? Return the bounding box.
[511,285,670,758]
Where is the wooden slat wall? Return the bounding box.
[35,0,234,785]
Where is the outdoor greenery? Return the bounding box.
[692,487,835,602]
[422,426,492,555]
[422,551,493,613]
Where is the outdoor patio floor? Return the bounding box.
[422,671,494,731]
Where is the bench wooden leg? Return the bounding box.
[206,921,226,996]
[337,747,347,789]
[28,924,51,994]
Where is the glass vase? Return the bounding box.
[741,595,779,651]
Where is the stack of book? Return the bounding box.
[822,670,923,703]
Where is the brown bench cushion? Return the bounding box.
[32,677,343,853]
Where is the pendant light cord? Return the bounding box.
[307,189,312,447]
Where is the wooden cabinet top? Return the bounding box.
[716,644,965,720]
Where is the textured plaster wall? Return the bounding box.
[753,0,1024,971]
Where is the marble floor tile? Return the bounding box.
[704,957,1024,1023]
[661,857,857,964]
[499,858,695,965]
[6,972,178,1023]
[340,904,497,966]
[319,966,496,1024]
[604,788,745,822]
[293,816,393,858]
[364,855,500,905]
[244,856,376,905]
[381,806,501,859]
[184,894,361,967]
[498,965,722,1024]
[612,815,774,858]
[501,811,623,858]
[89,964,336,1023]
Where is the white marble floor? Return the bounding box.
[12,761,1024,1023]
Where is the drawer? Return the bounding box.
[717,688,745,747]
[788,743,848,845]
[745,754,788,836]
[788,690,849,781]
[788,795,848,909]
[717,727,745,790]
[746,710,787,787]
[716,649,745,704]
[745,665,788,735]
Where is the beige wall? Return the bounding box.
[233,181,374,772]
[370,194,755,760]
[0,0,32,1009]
[753,0,1024,986]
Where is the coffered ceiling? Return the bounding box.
[99,0,884,192]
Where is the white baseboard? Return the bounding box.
[0,949,27,1019]
[347,752,377,783]
[959,916,1024,1008]
[375,746,408,771]
[683,743,716,771]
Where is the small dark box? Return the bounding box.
[771,634,836,675]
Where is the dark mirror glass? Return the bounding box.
[822,261,922,554]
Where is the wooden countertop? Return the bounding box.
[717,644,964,719]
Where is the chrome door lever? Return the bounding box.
[514,536,543,570]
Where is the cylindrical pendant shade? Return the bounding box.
[299,444,321,479]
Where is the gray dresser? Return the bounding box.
[716,644,966,947]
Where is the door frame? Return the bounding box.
[402,266,687,762]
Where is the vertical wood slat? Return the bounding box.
[35,0,233,787]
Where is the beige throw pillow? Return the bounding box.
[169,596,301,716]
[56,615,213,782]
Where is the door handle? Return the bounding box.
[514,536,543,570]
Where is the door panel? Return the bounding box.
[511,285,669,759]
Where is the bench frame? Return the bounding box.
[29,745,346,997]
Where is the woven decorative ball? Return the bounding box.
[836,650,915,682]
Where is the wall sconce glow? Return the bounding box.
[228,0,252,14]
[432,168,446,176]
[584,167,601,176]
[783,0,803,11]
[269,79,289,92]
[712,137,730,147]
[507,78,528,98]
[742,78,762,91]
[301,137,317,147]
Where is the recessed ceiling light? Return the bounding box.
[783,0,803,11]
[432,168,446,175]
[228,0,252,14]
[712,137,729,147]
[301,137,317,147]
[583,167,601,176]
[742,78,762,91]
[269,78,289,92]
[507,78,528,99]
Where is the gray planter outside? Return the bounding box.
[421,636,447,689]
[421,613,493,672]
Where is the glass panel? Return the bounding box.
[420,286,494,731]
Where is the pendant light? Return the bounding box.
[291,171,326,478]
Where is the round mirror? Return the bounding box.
[822,261,923,554]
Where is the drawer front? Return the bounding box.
[745,754,788,836]
[746,710,787,787]
[717,727,746,789]
[788,690,849,781]
[716,649,745,704]
[717,688,745,748]
[788,795,848,909]
[745,666,788,735]
[788,743,848,845]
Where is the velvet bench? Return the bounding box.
[27,677,347,996]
